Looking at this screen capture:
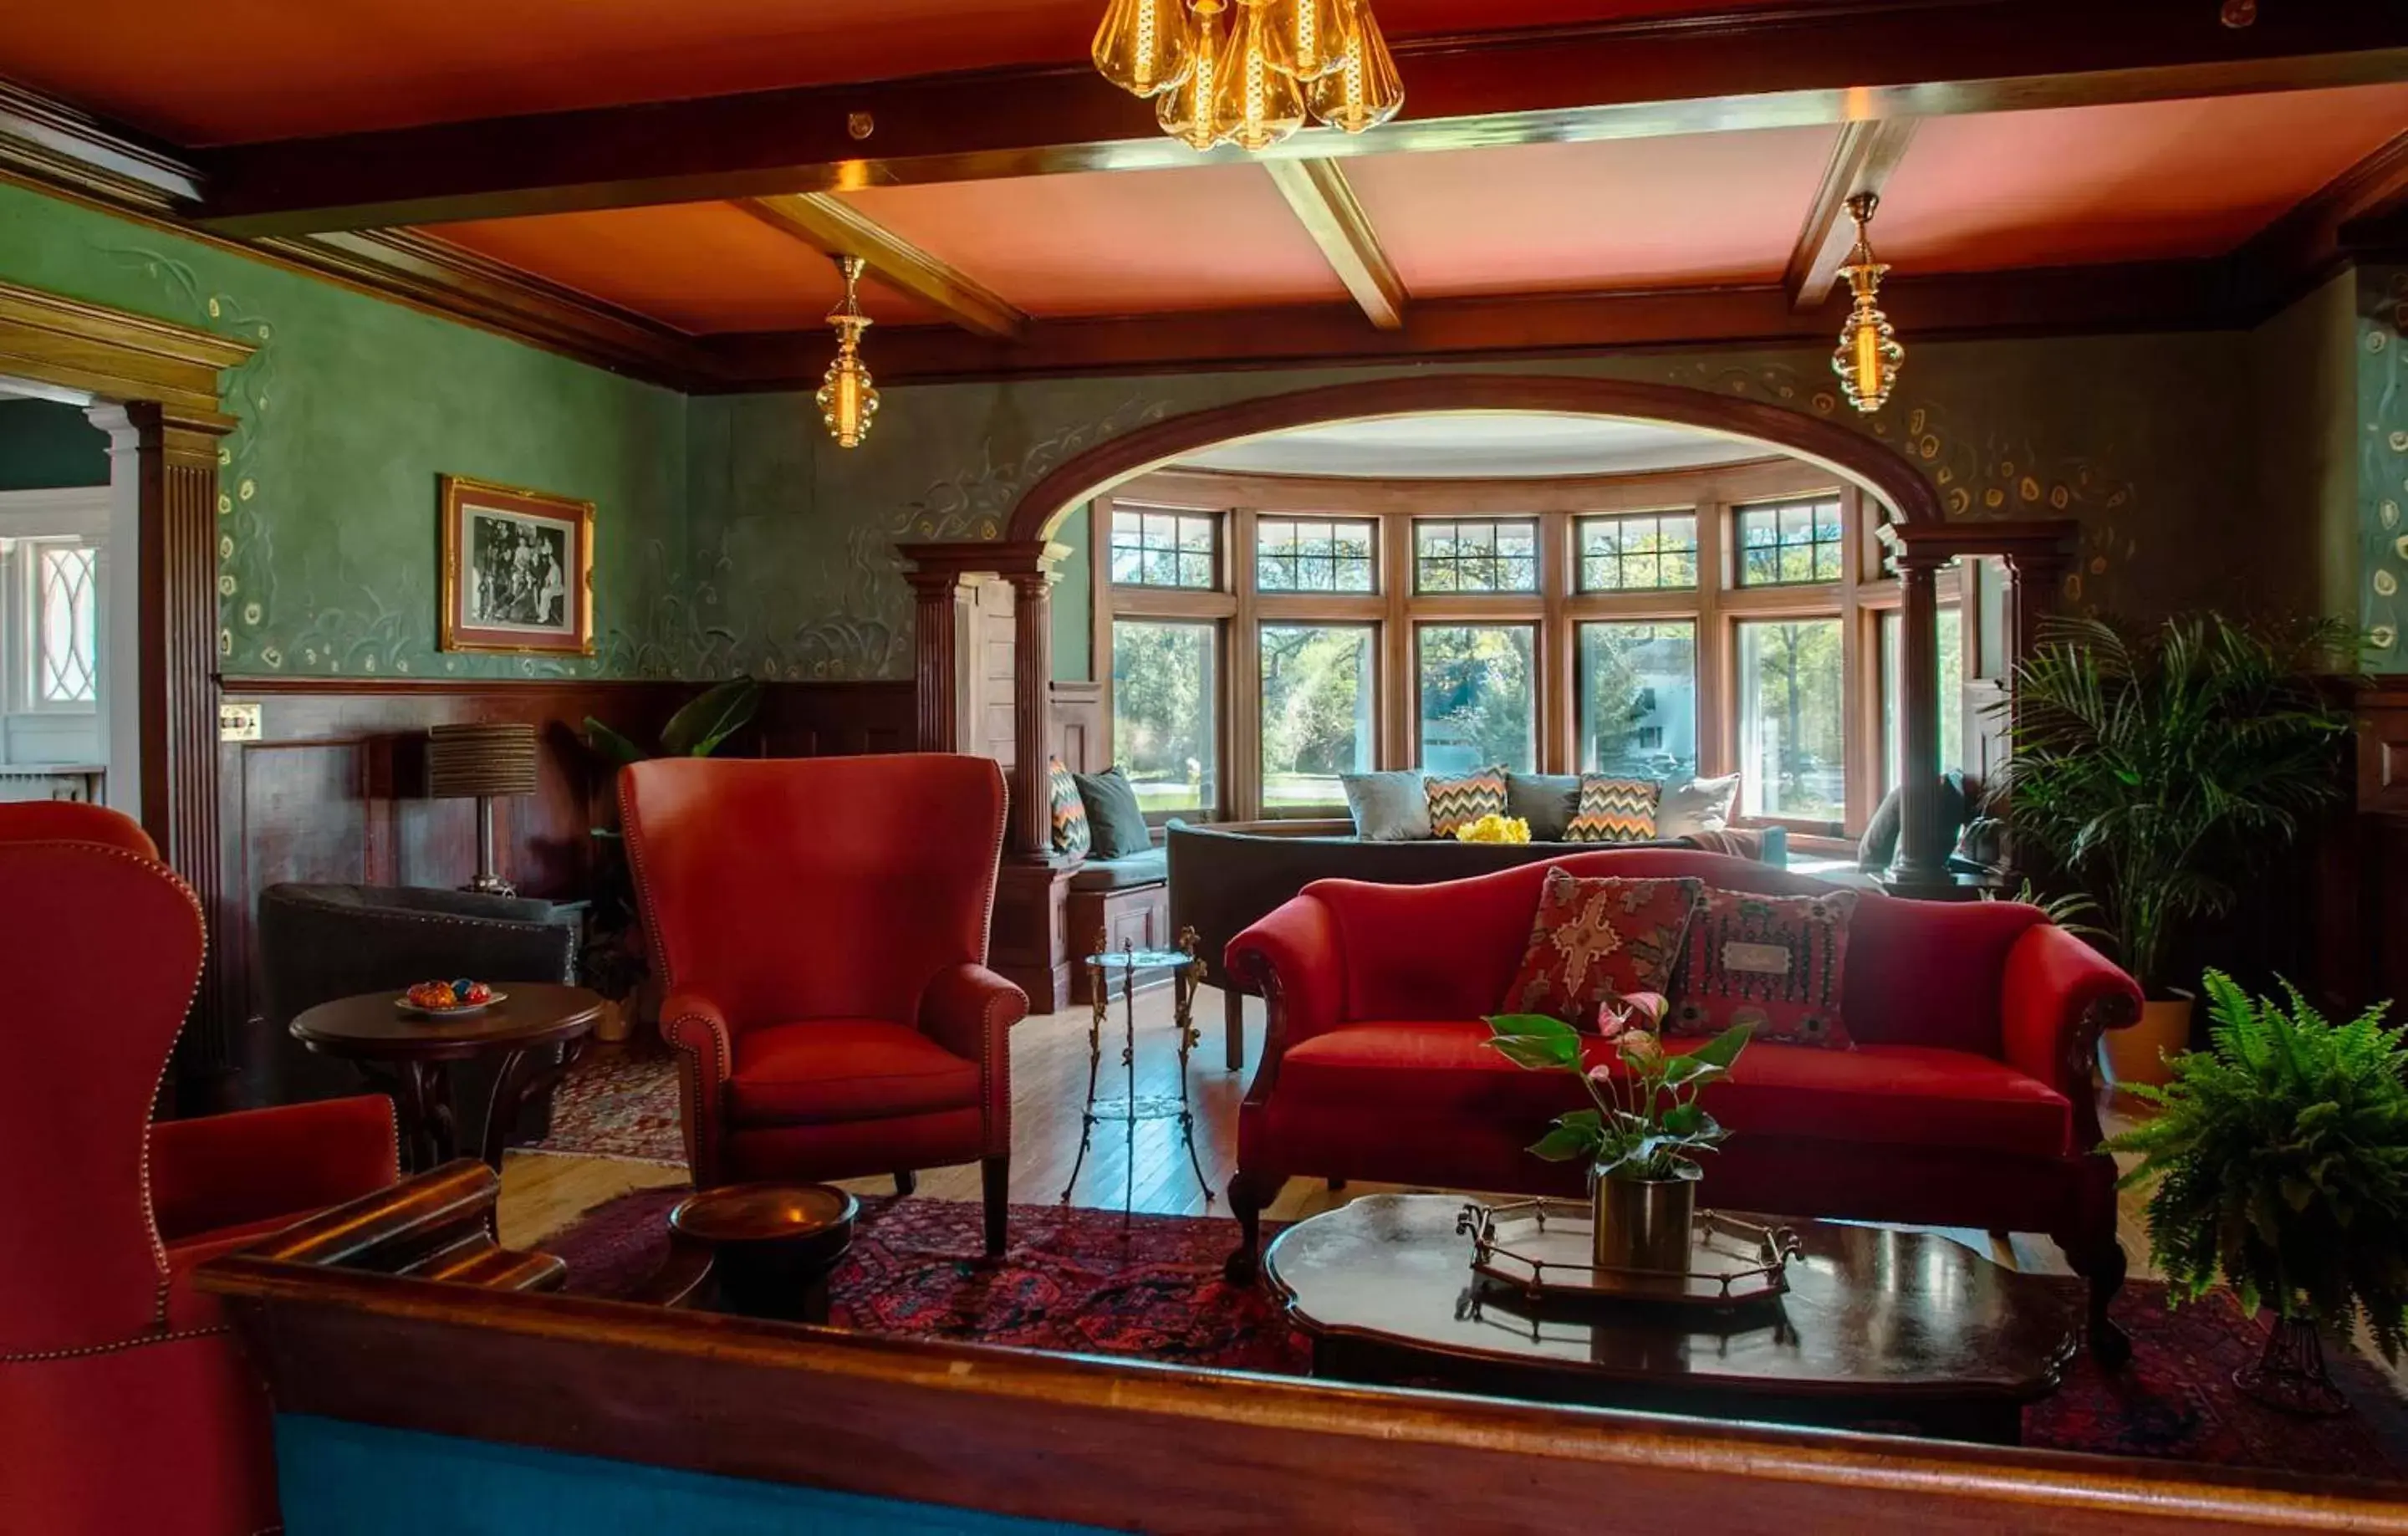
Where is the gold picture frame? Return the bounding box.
[438,474,595,656]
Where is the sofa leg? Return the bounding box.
[894,1170,917,1197]
[981,1155,1009,1258]
[2071,1234,2132,1368]
[1224,1167,1278,1283]
[1225,988,1246,1073]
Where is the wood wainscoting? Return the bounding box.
[214,675,911,1105]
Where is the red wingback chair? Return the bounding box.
[0,804,399,1536]
[621,755,1028,1254]
[1225,850,2145,1362]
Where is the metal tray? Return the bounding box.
[1458,1199,1800,1311]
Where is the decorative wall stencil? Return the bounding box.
[2360,265,2407,668]
[890,395,1172,543]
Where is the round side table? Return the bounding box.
[289,982,605,1171]
[661,1183,861,1323]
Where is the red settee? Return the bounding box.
[1222,850,2145,1362]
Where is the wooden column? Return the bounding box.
[2000,544,2074,677]
[904,569,968,753]
[89,401,239,1109]
[1005,567,1057,858]
[1890,547,1950,890]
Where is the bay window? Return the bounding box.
[1111,619,1219,817]
[1416,624,1537,774]
[1260,624,1375,810]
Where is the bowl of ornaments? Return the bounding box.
[397,977,506,1018]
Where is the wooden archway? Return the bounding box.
[1004,374,1945,545]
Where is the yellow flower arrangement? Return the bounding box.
[1454,813,1531,845]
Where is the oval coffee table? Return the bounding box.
[290,982,605,1172]
[1263,1193,2081,1445]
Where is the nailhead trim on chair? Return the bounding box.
[1,1323,232,1365]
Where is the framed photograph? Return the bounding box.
[438,474,595,656]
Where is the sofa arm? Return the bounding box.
[148,1097,399,1245]
[1226,892,1346,1053]
[2001,923,2143,1104]
[919,962,1028,1152]
[660,992,735,1186]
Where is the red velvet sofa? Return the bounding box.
[1222,850,2144,1361]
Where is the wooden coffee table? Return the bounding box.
[1263,1194,2081,1445]
[289,982,605,1172]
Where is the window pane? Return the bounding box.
[1417,625,1536,773]
[1579,623,1696,780]
[1112,620,1219,817]
[1256,517,1375,594]
[1415,518,1538,594]
[1880,606,1968,794]
[1260,625,1375,810]
[1110,506,1220,589]
[1734,497,1844,589]
[1736,619,1844,821]
[37,543,98,705]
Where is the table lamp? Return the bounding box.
[426,722,539,896]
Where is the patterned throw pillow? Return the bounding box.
[1425,766,1508,839]
[1669,887,1860,1049]
[1562,774,1662,844]
[1048,757,1091,859]
[1503,869,1704,1028]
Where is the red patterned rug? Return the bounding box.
[528,1050,684,1165]
[548,1188,2408,1478]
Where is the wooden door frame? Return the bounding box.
[0,279,253,1109]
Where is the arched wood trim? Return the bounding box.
[1004,375,1941,544]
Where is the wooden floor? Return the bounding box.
[498,982,2150,1285]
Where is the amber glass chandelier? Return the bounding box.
[1094,0,1402,151]
[818,256,880,449]
[1831,192,1904,415]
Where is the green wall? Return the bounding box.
[2251,272,2362,630]
[0,181,687,680]
[0,398,109,491]
[695,332,2277,683]
[2356,264,2408,670]
[1051,502,1092,682]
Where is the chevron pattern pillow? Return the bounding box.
[1424,767,1508,839]
[1048,756,1091,859]
[1563,774,1661,844]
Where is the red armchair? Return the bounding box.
[1223,850,2145,1362]
[0,803,398,1536]
[621,754,1028,1254]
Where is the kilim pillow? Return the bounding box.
[1562,774,1662,844]
[1502,868,1704,1028]
[1669,886,1860,1049]
[1048,757,1091,859]
[1424,766,1508,839]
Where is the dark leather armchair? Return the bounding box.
[256,884,580,1148]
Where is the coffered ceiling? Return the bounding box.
[1,2,2403,388]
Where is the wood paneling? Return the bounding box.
[1050,681,1105,774]
[213,676,911,1099]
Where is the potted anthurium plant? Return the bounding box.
[1486,995,1752,1273]
[2103,970,2408,1415]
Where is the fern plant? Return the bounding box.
[1997,613,2355,997]
[2104,971,2408,1361]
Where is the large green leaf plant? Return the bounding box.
[2104,971,2408,1361]
[1486,995,1752,1182]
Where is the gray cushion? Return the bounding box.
[1504,773,1581,842]
[1340,769,1431,841]
[1657,773,1742,838]
[1074,767,1153,860]
[1068,847,1168,892]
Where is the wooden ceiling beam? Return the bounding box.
[190,1,2408,237]
[738,192,1026,339]
[1784,119,1921,312]
[700,258,2247,390]
[2231,128,2408,300]
[1264,161,1407,330]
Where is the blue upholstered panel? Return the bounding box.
[275,1416,1106,1535]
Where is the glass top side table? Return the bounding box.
[1061,928,1213,1222]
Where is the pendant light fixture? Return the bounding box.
[1831,193,1904,415]
[1098,0,1403,151]
[818,256,880,450]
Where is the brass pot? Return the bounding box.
[1592,1173,1696,1273]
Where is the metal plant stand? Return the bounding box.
[1060,927,1213,1224]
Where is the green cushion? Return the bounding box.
[1074,767,1153,860]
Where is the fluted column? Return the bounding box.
[1891,548,1950,890]
[1005,567,1058,859]
[89,400,237,1109]
[905,569,968,753]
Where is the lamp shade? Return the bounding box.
[425,722,539,799]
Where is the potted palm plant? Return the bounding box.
[1486,995,1751,1273]
[2103,970,2408,1413]
[1997,613,2356,1084]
